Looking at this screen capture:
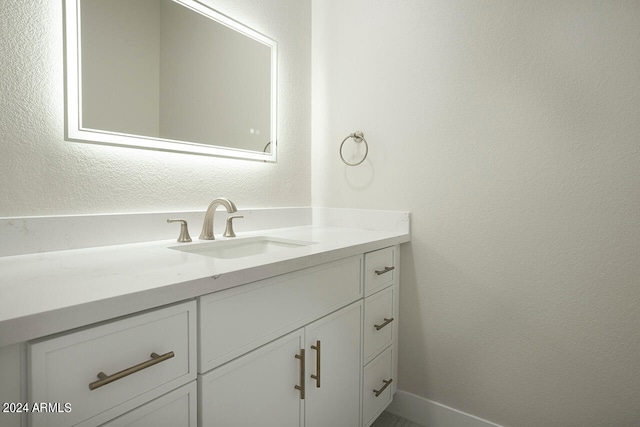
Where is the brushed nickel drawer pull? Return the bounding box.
[374,266,395,275]
[373,378,393,397]
[310,340,321,388]
[89,351,175,390]
[374,317,395,331]
[294,349,306,399]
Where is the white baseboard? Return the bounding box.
[386,390,503,427]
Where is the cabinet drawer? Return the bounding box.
[364,286,395,363]
[28,301,197,427]
[199,256,362,372]
[101,381,197,427]
[363,347,394,427]
[364,247,396,296]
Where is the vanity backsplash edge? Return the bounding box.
[0,207,311,257]
[0,207,410,257]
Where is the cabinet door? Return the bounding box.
[199,329,304,427]
[305,302,363,427]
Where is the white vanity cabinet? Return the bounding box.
[198,245,400,427]
[0,244,401,427]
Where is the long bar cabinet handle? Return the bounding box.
[373,378,393,397]
[310,340,321,388]
[295,349,306,399]
[374,266,395,275]
[374,317,395,331]
[89,351,175,390]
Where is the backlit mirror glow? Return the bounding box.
[64,0,277,161]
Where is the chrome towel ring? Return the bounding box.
[340,131,369,166]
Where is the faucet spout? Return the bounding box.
[200,197,238,240]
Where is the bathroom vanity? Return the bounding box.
[0,209,409,427]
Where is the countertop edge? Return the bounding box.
[0,231,409,347]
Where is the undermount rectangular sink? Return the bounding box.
[169,236,316,259]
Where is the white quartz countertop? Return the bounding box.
[0,225,409,347]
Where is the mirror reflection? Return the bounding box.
[65,0,277,160]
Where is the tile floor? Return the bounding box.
[371,411,425,427]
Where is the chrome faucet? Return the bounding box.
[200,198,238,240]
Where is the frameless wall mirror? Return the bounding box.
[64,0,277,161]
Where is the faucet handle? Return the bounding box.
[223,215,244,238]
[167,219,192,243]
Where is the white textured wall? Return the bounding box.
[312,1,640,426]
[0,0,311,217]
